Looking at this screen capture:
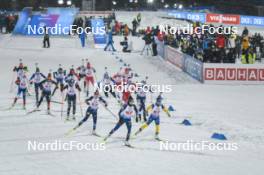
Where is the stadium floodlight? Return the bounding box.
[129,0,133,3]
[174,3,177,8]
[66,0,72,5]
[58,0,64,5]
[179,4,183,9]
[164,4,169,8]
[134,0,138,3]
[161,0,165,3]
[112,1,117,5]
[147,0,154,4]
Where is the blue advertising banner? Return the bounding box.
[240,16,264,26]
[47,8,78,34]
[167,11,206,23]
[13,7,78,35]
[27,14,59,35]
[183,54,203,82]
[91,19,106,46]
[186,12,206,23]
[13,8,31,34]
[167,11,187,19]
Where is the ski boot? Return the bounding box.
[66,115,70,121]
[72,115,76,121]
[124,141,132,147]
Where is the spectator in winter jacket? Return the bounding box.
[132,18,138,36]
[120,36,131,53]
[124,24,129,36]
[216,34,226,63]
[227,34,237,62]
[114,21,121,35]
[242,36,250,63]
[242,27,249,37]
[145,26,151,35]
[104,30,116,52]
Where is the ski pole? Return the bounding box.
[78,91,84,118]
[103,106,118,120]
[9,72,16,93]
[60,92,64,120]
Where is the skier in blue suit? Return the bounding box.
[104,29,116,52]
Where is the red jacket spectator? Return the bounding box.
[145,26,151,34]
[216,34,226,49]
[115,21,121,34]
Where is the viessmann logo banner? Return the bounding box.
[206,13,240,25]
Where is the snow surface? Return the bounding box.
[0,11,264,175]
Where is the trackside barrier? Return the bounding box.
[203,63,264,84]
[164,45,264,84]
[164,46,203,82]
[183,54,203,82]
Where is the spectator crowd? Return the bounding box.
[0,11,18,34]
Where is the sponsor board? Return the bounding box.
[167,11,206,23]
[91,19,106,48]
[203,64,264,84]
[240,16,264,26]
[164,46,185,69]
[206,13,240,25]
[183,54,203,82]
[157,40,165,59]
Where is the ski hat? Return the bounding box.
[58,67,63,73]
[128,96,134,106]
[47,73,52,80]
[70,68,75,75]
[94,89,99,96]
[87,62,91,68]
[36,67,40,72]
[104,72,110,79]
[156,95,163,106]
[125,68,130,74]
[19,62,23,68]
[141,80,146,85]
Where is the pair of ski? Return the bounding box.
[26,108,56,117]
[1,106,26,111]
[64,127,102,138]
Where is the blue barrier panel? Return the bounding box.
[167,11,187,19]
[164,46,185,69]
[157,40,165,58]
[240,15,264,26]
[183,54,203,82]
[91,19,106,46]
[47,8,79,34]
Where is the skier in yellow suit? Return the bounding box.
[134,95,171,140]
